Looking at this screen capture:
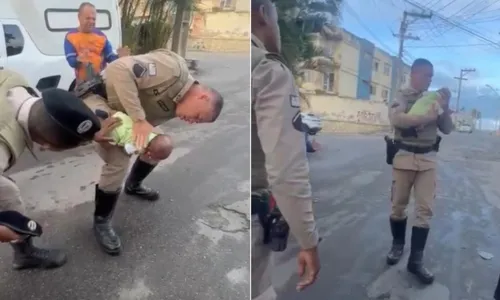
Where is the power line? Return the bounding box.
[406,43,490,48]
[404,0,500,48]
[343,2,398,57]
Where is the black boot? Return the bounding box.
[407,226,434,284]
[124,158,159,201]
[387,218,407,265]
[494,273,500,299]
[10,237,67,270]
[93,185,121,255]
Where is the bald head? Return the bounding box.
[78,2,96,32]
[251,0,280,52]
[209,87,224,121]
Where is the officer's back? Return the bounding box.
[251,0,320,297]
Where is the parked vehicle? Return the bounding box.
[457,124,473,134]
[0,0,121,92]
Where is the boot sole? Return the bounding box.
[13,256,68,270]
[93,230,122,256]
[124,191,160,201]
[407,267,434,285]
[386,257,401,265]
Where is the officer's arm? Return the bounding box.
[389,94,429,128]
[253,62,319,250]
[437,109,454,134]
[105,59,146,121]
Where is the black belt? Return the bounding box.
[395,142,434,154]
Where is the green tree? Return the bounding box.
[275,0,342,74]
[119,0,198,54]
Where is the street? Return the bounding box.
[0,53,250,300]
[274,131,500,300]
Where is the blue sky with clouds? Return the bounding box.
[339,0,500,129]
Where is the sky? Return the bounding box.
[339,0,500,129]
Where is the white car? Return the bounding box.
[457,124,472,133]
[301,112,322,135]
[0,0,121,92]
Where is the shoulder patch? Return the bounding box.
[289,95,300,108]
[132,63,147,78]
[148,63,157,76]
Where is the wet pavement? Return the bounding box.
[0,52,250,300]
[274,131,500,300]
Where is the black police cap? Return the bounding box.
[41,88,101,142]
[0,210,42,237]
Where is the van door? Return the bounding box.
[0,23,7,69]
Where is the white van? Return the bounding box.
[0,0,121,92]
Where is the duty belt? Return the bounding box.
[394,141,434,154]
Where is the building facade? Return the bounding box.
[301,27,410,103]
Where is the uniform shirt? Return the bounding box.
[64,28,118,81]
[389,86,454,171]
[1,87,37,171]
[103,49,195,127]
[251,35,318,250]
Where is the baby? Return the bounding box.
[408,88,451,116]
[94,109,171,160]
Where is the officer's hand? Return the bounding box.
[0,225,20,243]
[117,46,131,57]
[296,246,320,291]
[132,120,154,152]
[94,117,122,143]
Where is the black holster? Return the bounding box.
[384,136,398,165]
[251,190,289,252]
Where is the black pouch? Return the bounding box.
[384,136,398,165]
[252,190,290,252]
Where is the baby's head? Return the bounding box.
[147,135,173,160]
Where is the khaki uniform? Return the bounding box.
[81,49,195,191]
[389,87,454,227]
[0,70,40,213]
[251,35,319,299]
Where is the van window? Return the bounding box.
[3,25,24,56]
[45,9,112,32]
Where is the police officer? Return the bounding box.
[387,58,453,284]
[251,0,320,298]
[0,68,118,269]
[77,48,224,256]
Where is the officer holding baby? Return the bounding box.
[385,58,454,284]
[76,48,224,256]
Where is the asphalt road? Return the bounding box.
[274,131,500,300]
[0,52,250,300]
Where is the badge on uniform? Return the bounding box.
[289,95,300,108]
[132,63,147,78]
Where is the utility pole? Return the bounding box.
[390,10,432,103]
[171,0,187,55]
[454,68,475,112]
